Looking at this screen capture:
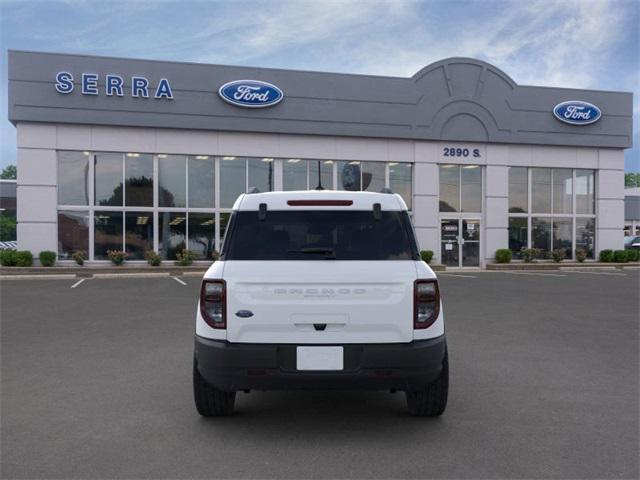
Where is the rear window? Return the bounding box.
[222,210,419,260]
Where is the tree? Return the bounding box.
[625,172,640,188]
[1,165,16,180]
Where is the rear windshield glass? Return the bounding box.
[223,210,418,260]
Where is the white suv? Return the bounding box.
[193,190,448,416]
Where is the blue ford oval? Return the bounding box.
[218,80,284,108]
[553,101,601,125]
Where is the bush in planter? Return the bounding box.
[626,249,639,262]
[420,250,434,264]
[72,250,87,266]
[495,249,512,263]
[15,250,33,267]
[175,249,196,266]
[107,250,127,266]
[145,250,161,266]
[0,249,17,266]
[599,249,614,262]
[521,248,538,263]
[211,250,220,262]
[39,250,57,267]
[613,250,628,263]
[575,248,588,263]
[551,249,565,263]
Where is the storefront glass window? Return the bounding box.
[248,158,274,193]
[94,211,123,259]
[188,213,215,259]
[95,153,123,206]
[361,162,386,192]
[508,217,527,258]
[508,167,528,213]
[58,151,90,205]
[531,217,551,258]
[283,159,308,190]
[158,155,186,207]
[125,153,153,207]
[552,169,572,214]
[337,161,361,191]
[389,163,412,209]
[439,165,459,212]
[576,218,595,258]
[57,210,89,259]
[158,212,186,260]
[220,157,246,208]
[309,160,333,190]
[188,156,215,208]
[461,165,482,212]
[220,212,231,249]
[531,168,551,213]
[552,217,572,258]
[125,212,153,260]
[575,170,595,214]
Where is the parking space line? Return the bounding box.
[439,274,477,278]
[568,270,626,276]
[502,271,566,277]
[172,276,187,286]
[70,278,86,288]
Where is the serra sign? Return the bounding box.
[55,72,174,99]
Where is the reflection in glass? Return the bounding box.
[220,157,246,208]
[508,167,528,213]
[188,213,215,259]
[531,217,551,257]
[125,154,153,207]
[125,212,153,260]
[188,156,215,208]
[439,165,459,212]
[158,155,186,207]
[58,210,89,259]
[389,163,412,210]
[159,212,186,260]
[576,218,595,258]
[248,158,274,194]
[531,168,551,213]
[508,217,527,258]
[576,170,595,214]
[309,160,333,190]
[58,151,89,205]
[338,161,361,191]
[440,219,459,267]
[552,169,572,214]
[552,217,572,258]
[94,211,123,259]
[283,159,308,190]
[461,165,481,212]
[95,153,123,206]
[361,162,385,192]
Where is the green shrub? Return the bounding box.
[107,250,127,266]
[0,249,17,266]
[599,249,614,262]
[575,249,587,263]
[175,249,196,266]
[613,250,628,263]
[420,250,434,264]
[551,249,565,263]
[495,249,512,263]
[145,250,161,266]
[72,250,87,266]
[626,249,639,262]
[39,250,56,267]
[211,250,220,262]
[521,248,539,263]
[15,250,33,267]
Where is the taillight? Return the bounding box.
[414,279,440,329]
[200,279,226,329]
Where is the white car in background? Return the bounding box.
[193,190,448,416]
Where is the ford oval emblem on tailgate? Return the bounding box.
[235,310,254,318]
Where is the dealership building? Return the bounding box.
[7,50,633,267]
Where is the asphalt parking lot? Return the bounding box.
[1,270,638,479]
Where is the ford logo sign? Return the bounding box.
[553,101,601,125]
[218,79,283,108]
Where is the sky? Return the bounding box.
[0,0,638,171]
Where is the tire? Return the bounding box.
[193,358,236,416]
[405,349,449,417]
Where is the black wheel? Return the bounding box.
[193,358,236,416]
[406,349,448,417]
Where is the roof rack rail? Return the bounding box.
[380,187,394,194]
[247,187,260,194]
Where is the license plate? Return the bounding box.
[296,346,344,371]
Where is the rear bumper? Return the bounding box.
[194,335,446,392]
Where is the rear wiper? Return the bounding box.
[287,247,336,259]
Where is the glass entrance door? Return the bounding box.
[441,218,481,267]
